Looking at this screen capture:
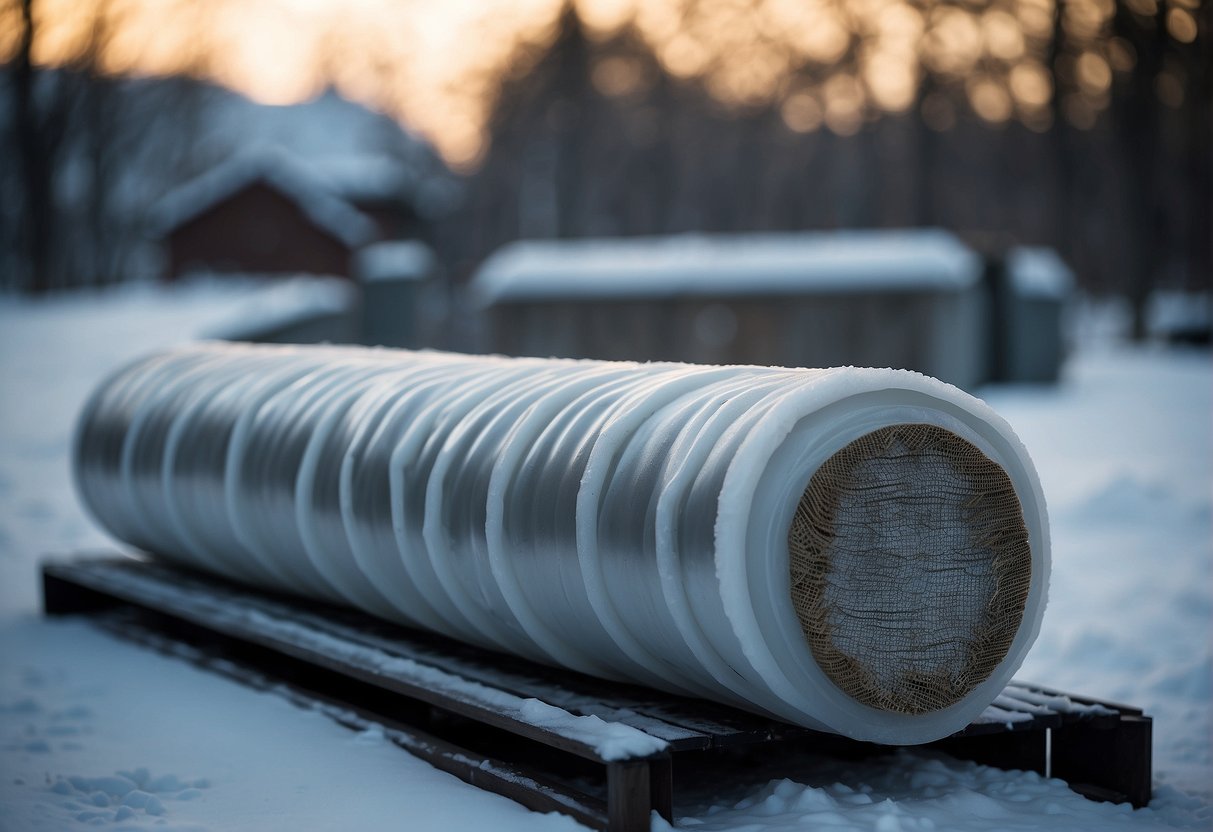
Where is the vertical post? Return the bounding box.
[1052,715,1152,808]
[607,759,653,832]
[648,755,673,824]
[354,241,438,349]
[981,249,1010,384]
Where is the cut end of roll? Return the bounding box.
[789,424,1032,715]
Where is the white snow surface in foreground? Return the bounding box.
[0,282,1210,831]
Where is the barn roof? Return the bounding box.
[471,230,983,306]
[153,148,378,248]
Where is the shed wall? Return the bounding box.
[486,288,988,389]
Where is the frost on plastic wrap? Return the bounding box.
[72,342,1050,745]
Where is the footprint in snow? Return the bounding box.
[43,768,212,827]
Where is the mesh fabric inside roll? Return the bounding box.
[788,424,1032,715]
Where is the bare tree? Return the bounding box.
[7,0,69,292]
[1,0,211,292]
[446,0,1209,334]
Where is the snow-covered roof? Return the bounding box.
[471,230,983,306]
[1006,247,1074,300]
[202,88,426,169]
[153,147,377,248]
[309,155,416,204]
[198,88,462,219]
[355,241,437,283]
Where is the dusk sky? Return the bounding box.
[5,0,1194,168]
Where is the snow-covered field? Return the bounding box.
[0,283,1209,831]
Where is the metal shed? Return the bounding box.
[998,247,1074,383]
[470,230,988,390]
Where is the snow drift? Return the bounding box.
[72,342,1049,744]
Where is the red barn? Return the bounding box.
[156,150,379,280]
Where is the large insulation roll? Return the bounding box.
[73,342,1049,744]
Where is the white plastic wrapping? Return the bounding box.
[73,342,1049,744]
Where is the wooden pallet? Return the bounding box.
[42,556,1152,831]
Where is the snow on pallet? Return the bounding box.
[42,556,1152,832]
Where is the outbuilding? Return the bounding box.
[155,149,377,280]
[471,230,989,390]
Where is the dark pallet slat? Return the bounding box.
[42,556,1154,831]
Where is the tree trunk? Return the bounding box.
[14,0,55,294]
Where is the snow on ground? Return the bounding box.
[981,341,1212,802]
[0,283,1210,830]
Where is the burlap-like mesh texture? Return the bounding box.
[788,424,1032,715]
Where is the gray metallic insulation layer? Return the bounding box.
[72,342,1050,744]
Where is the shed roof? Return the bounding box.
[154,148,378,248]
[355,240,437,283]
[471,230,983,306]
[1006,247,1075,300]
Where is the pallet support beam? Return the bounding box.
[40,557,1154,828]
[1052,714,1152,808]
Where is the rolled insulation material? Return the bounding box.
[73,342,1050,744]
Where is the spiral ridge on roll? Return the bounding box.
[73,342,1050,743]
